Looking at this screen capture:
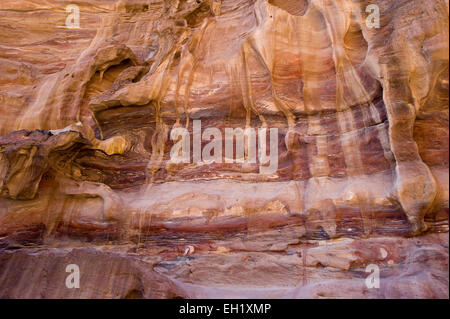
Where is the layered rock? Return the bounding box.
[0,0,448,298]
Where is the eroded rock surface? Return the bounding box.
[0,0,448,298]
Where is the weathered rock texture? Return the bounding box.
[0,0,448,298]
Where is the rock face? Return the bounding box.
[0,0,448,299]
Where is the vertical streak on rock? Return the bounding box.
[302,247,307,286]
[146,48,178,183]
[376,118,395,170]
[248,30,296,129]
[237,50,251,127]
[183,59,198,129]
[357,191,373,236]
[318,0,364,178]
[293,13,313,181]
[313,136,330,177]
[43,178,65,239]
[242,42,267,126]
[173,58,184,126]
